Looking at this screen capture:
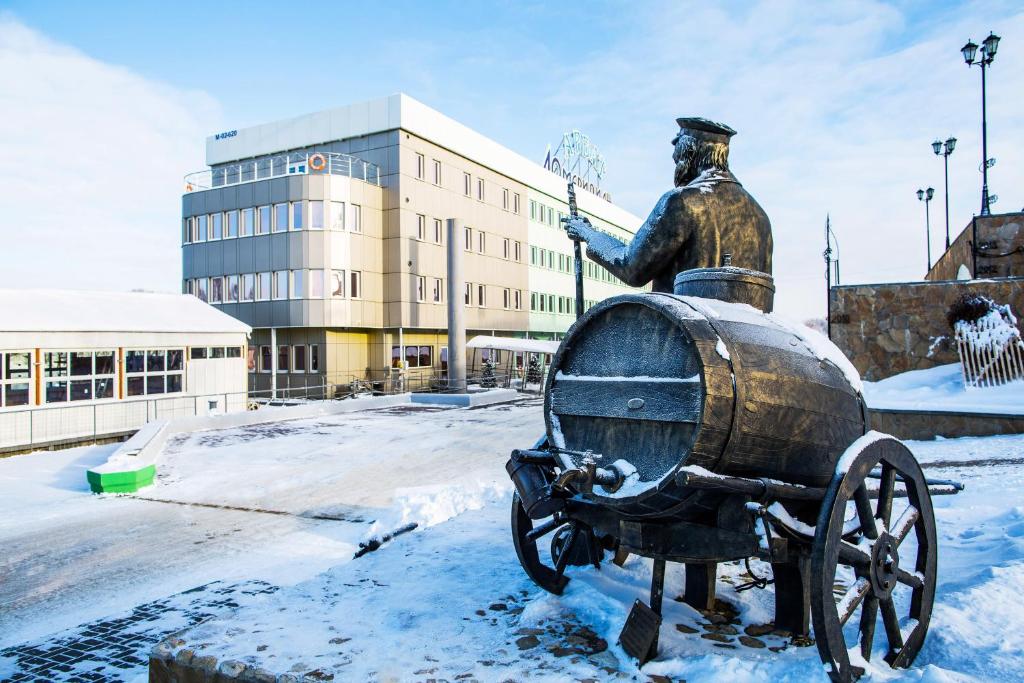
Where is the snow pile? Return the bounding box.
[863,363,1024,415]
[362,478,512,543]
[715,337,731,361]
[770,312,864,392]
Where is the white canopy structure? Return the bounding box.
[466,335,559,355]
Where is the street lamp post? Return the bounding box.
[932,137,957,249]
[917,187,935,273]
[961,32,1001,216]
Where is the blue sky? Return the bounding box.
[1,0,1022,317]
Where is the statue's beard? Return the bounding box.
[674,160,697,187]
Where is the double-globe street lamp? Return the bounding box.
[932,137,956,249]
[961,32,1001,216]
[917,187,935,272]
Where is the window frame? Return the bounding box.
[1,350,34,408]
[125,348,184,397]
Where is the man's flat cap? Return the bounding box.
[673,117,737,144]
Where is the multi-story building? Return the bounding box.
[180,94,642,392]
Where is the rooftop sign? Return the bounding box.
[542,130,611,201]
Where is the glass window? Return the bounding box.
[515,290,522,310]
[464,226,472,251]
[416,276,426,302]
[478,284,486,307]
[433,278,443,303]
[350,271,361,299]
[463,172,471,196]
[391,346,402,368]
[416,153,425,179]
[274,203,287,232]
[147,350,165,372]
[273,270,288,299]
[503,188,509,210]
[183,217,191,244]
[310,200,324,229]
[226,347,242,358]
[277,346,289,373]
[147,375,165,394]
[211,212,222,240]
[478,232,485,254]
[405,345,418,368]
[503,238,510,259]
[434,218,443,243]
[258,272,271,301]
[291,270,304,299]
[126,350,146,372]
[331,270,345,297]
[70,379,93,401]
[293,345,306,372]
[258,205,271,235]
[310,269,324,298]
[70,351,92,376]
[226,210,238,238]
[45,352,68,377]
[504,288,511,309]
[330,201,345,230]
[92,351,114,375]
[127,376,145,396]
[417,214,426,240]
[242,208,255,236]
[5,383,30,406]
[46,381,67,403]
[210,276,224,303]
[350,204,362,233]
[6,352,30,379]
[197,214,208,241]
[242,273,255,301]
[465,282,471,305]
[513,193,521,214]
[167,349,183,371]
[418,346,432,367]
[260,346,272,373]
[211,347,226,359]
[291,201,303,230]
[227,275,240,303]
[432,159,441,185]
[477,178,484,200]
[514,241,522,262]
[167,374,182,393]
[191,347,207,359]
[310,344,320,372]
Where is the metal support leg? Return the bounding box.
[650,558,666,654]
[683,562,717,611]
[771,554,811,636]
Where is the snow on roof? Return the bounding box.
[0,290,252,335]
[466,335,559,355]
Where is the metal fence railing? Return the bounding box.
[184,151,381,193]
[955,310,1024,389]
[0,393,249,454]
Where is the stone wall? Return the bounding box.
[927,211,1024,281]
[829,277,1024,381]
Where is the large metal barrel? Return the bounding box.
[544,292,865,517]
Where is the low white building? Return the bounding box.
[0,290,251,454]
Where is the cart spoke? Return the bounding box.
[554,523,581,579]
[526,517,564,542]
[876,464,897,530]
[890,505,920,547]
[896,567,924,590]
[837,576,871,626]
[880,597,904,653]
[838,540,871,569]
[854,485,879,539]
[859,594,879,660]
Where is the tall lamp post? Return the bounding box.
[917,187,935,272]
[961,32,1001,216]
[931,137,956,249]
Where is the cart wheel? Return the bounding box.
[811,436,937,683]
[511,493,600,595]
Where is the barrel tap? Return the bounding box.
[553,450,626,494]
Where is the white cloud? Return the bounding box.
[517,1,1024,318]
[0,16,221,293]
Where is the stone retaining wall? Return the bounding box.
[830,277,1024,381]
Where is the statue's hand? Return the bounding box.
[562,216,593,242]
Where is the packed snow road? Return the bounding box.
[1,399,1023,681]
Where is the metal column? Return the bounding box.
[446,218,467,392]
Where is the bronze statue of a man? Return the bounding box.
[564,118,772,293]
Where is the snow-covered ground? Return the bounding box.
[2,398,1023,681]
[863,363,1024,415]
